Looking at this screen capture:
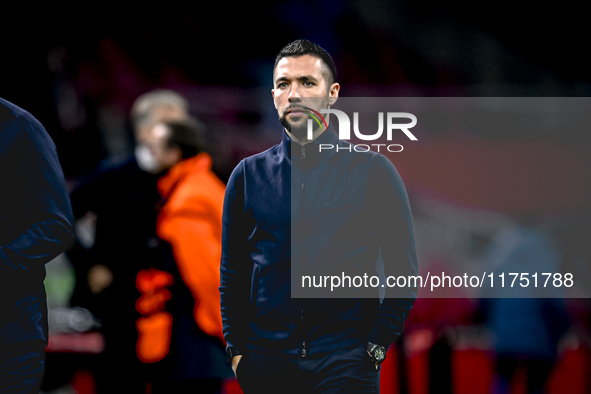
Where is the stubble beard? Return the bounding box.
[279,97,329,142]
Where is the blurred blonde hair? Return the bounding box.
[130,89,189,131]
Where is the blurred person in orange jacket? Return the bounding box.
[140,117,232,393]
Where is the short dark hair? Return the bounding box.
[273,39,337,86]
[163,117,206,159]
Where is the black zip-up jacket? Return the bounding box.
[0,97,74,347]
[220,126,417,357]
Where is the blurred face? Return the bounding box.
[135,105,188,146]
[139,123,181,174]
[272,55,339,143]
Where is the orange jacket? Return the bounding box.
[156,153,226,342]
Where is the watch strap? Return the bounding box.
[226,347,242,363]
[366,342,386,365]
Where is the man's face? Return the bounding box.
[141,123,181,174]
[135,105,188,146]
[272,54,339,141]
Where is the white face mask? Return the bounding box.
[135,145,160,173]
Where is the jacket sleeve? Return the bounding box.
[157,195,225,342]
[0,116,75,270]
[366,154,418,348]
[219,160,253,351]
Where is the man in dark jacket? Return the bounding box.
[220,40,418,394]
[0,97,75,393]
[67,89,189,393]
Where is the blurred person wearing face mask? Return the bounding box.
[136,118,231,393]
[65,90,189,393]
[132,90,189,173]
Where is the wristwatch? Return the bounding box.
[226,347,242,364]
[366,342,387,367]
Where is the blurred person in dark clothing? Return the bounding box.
[138,118,232,393]
[66,89,189,393]
[483,217,569,394]
[0,97,75,393]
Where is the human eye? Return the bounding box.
[303,80,315,87]
[277,81,288,88]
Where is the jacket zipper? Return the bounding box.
[300,153,307,358]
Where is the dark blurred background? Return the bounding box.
[2,1,591,393]
[4,1,591,181]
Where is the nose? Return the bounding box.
[288,84,302,103]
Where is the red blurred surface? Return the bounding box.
[386,140,591,215]
[51,329,589,393]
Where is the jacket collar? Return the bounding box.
[280,124,341,164]
[158,152,212,199]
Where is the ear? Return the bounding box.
[328,83,340,106]
[172,146,182,164]
[164,146,183,168]
[272,89,277,109]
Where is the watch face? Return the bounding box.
[374,347,386,361]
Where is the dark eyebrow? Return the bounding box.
[274,75,319,85]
